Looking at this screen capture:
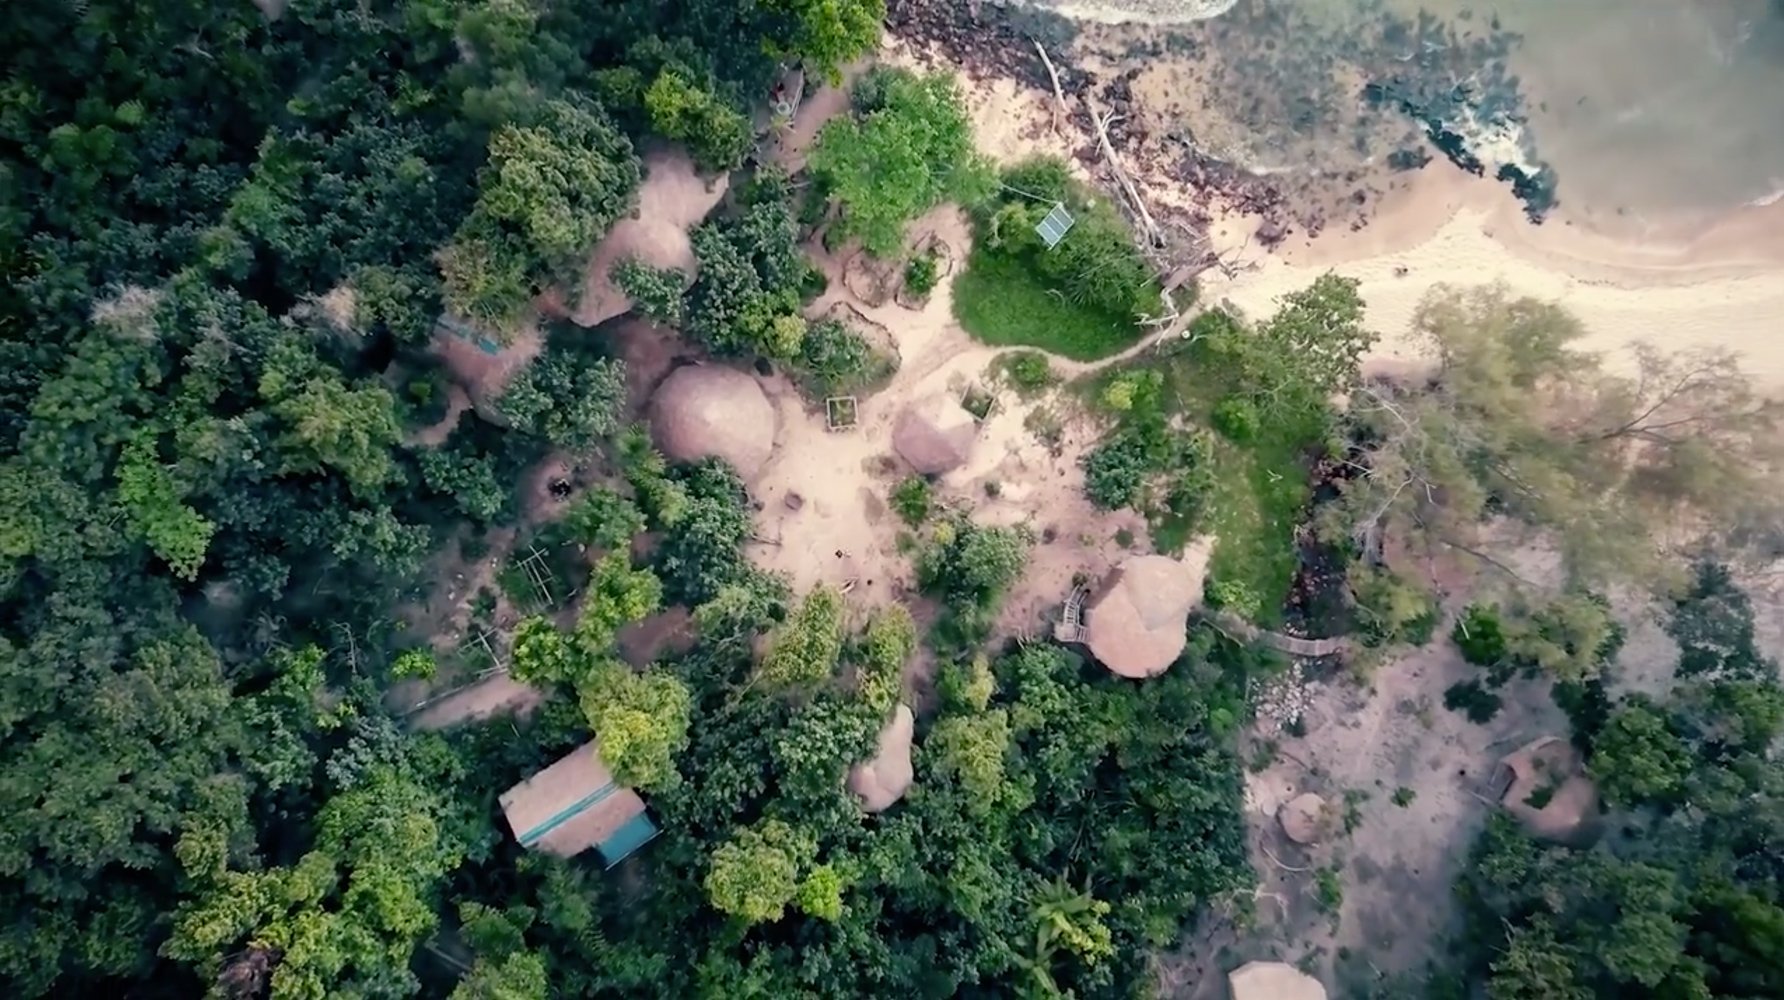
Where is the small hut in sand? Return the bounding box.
[1228,961,1327,1000]
[649,365,777,479]
[1493,736,1600,844]
[1081,554,1207,679]
[847,704,915,813]
[499,741,660,868]
[892,394,978,474]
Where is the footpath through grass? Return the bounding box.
[952,245,1147,361]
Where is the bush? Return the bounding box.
[1082,431,1153,510]
[1206,578,1263,621]
[903,251,940,297]
[1443,680,1503,723]
[1211,396,1260,443]
[890,476,932,526]
[794,319,896,398]
[1452,604,1509,669]
[993,350,1057,396]
[391,649,437,680]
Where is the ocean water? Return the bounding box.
[1063,0,1784,236]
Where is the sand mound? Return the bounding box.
[649,365,777,479]
[848,704,916,812]
[1084,549,1209,679]
[892,394,979,474]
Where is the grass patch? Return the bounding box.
[1080,341,1318,626]
[953,246,1145,361]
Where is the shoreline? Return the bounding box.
[1204,162,1784,385]
[878,20,1784,389]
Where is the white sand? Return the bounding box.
[1205,162,1784,386]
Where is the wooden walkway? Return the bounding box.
[1206,609,1349,659]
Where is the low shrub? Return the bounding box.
[903,250,940,297]
[1211,395,1260,443]
[891,476,932,526]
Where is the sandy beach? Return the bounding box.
[1204,161,1784,385]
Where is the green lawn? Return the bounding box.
[1081,347,1318,626]
[952,246,1147,362]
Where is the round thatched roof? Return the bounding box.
[1228,961,1327,1000]
[892,394,978,474]
[1084,554,1206,678]
[649,365,776,479]
[1278,793,1328,845]
[848,704,915,813]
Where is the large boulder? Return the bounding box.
[649,365,776,479]
[1278,792,1329,845]
[848,704,915,813]
[892,394,978,475]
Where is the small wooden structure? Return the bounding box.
[499,741,660,868]
[1035,202,1076,249]
[1052,585,1088,644]
[825,396,858,431]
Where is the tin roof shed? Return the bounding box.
[499,741,660,868]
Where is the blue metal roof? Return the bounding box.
[597,812,661,868]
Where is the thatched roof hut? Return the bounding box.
[649,365,776,478]
[499,741,660,867]
[847,704,915,813]
[574,148,728,328]
[1083,554,1206,679]
[1494,736,1600,844]
[892,394,978,474]
[1228,961,1327,1000]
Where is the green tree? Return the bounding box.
[642,71,752,173]
[578,662,691,791]
[1329,287,1783,589]
[496,348,626,451]
[114,436,215,579]
[166,767,460,1000]
[610,258,687,327]
[704,819,817,924]
[562,487,645,550]
[509,616,574,686]
[926,709,1013,813]
[573,551,662,654]
[445,97,640,329]
[809,69,993,257]
[1590,701,1692,807]
[260,338,402,498]
[763,0,885,83]
[759,586,846,688]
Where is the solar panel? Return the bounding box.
[1035,202,1075,248]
